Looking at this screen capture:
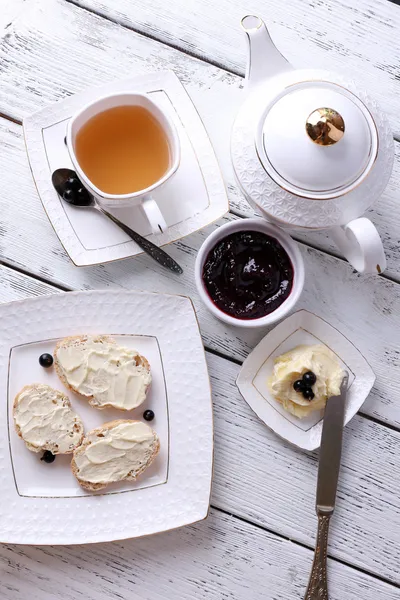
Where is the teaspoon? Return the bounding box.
[51,168,183,275]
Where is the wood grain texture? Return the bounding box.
[1,0,400,282]
[209,354,400,583]
[0,0,26,32]
[1,117,400,426]
[71,0,400,136]
[0,0,398,595]
[0,0,232,121]
[0,264,59,301]
[2,509,399,600]
[0,265,398,583]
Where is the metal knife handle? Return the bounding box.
[98,207,183,274]
[304,514,331,600]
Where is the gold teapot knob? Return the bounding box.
[306,107,345,146]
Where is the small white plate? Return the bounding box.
[0,290,213,544]
[236,310,375,451]
[23,71,228,266]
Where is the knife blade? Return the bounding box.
[316,372,349,516]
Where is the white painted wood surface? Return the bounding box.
[210,354,400,582]
[1,508,399,600]
[1,0,400,281]
[73,0,400,136]
[0,0,399,597]
[0,0,26,32]
[0,264,399,592]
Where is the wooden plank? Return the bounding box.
[1,117,400,427]
[2,509,399,600]
[1,0,400,283]
[0,264,59,301]
[209,354,400,584]
[71,0,400,136]
[0,0,234,122]
[0,262,398,582]
[0,0,26,32]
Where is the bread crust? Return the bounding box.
[13,383,84,454]
[54,335,151,411]
[71,419,160,491]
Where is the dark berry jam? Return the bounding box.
[202,230,294,320]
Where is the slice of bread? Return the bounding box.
[54,335,151,411]
[71,420,160,491]
[13,383,84,454]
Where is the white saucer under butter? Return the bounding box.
[23,71,228,266]
[236,310,375,451]
[0,290,213,544]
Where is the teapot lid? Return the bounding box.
[259,82,378,199]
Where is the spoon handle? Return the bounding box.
[304,514,331,600]
[98,207,183,274]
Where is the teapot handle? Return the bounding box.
[330,218,386,275]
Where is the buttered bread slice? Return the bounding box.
[54,335,151,411]
[13,383,84,454]
[71,420,160,491]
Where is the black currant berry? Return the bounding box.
[303,387,315,401]
[39,353,53,368]
[143,409,155,422]
[302,371,317,386]
[293,379,304,393]
[41,450,56,463]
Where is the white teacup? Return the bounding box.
[66,92,180,234]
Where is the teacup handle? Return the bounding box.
[330,218,386,275]
[141,194,167,234]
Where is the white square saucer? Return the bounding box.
[23,71,228,266]
[236,310,375,451]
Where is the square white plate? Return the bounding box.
[236,310,375,451]
[0,290,213,544]
[23,71,228,266]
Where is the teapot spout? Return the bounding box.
[241,15,292,90]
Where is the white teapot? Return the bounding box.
[231,15,394,274]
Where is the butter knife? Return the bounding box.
[304,373,349,600]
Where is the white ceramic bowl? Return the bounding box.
[195,219,305,328]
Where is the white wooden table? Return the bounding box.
[0,0,399,598]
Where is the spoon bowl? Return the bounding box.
[52,168,96,207]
